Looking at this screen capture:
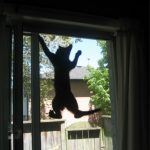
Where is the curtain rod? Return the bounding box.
[2,4,120,32]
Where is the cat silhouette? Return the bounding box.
[38,35,101,118]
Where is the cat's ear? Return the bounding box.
[65,44,72,56]
[58,44,72,50]
[55,46,63,55]
[58,46,64,49]
[67,44,72,50]
[56,44,73,57]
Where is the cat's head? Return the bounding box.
[55,44,72,58]
[54,44,73,71]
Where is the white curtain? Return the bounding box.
[109,21,148,150]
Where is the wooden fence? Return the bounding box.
[66,127,101,150]
[21,120,103,150]
[23,119,66,150]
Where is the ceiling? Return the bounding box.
[3,0,148,20]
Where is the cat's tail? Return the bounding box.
[74,108,101,118]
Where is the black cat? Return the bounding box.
[38,35,101,118]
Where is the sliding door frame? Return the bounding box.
[1,10,119,150]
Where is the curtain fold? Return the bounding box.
[109,21,148,150]
[0,15,10,150]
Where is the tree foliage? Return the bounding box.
[23,35,31,98]
[85,40,111,115]
[97,40,108,68]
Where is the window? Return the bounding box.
[7,13,119,150]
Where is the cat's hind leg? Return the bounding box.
[49,110,62,119]
[65,94,101,118]
[49,97,63,119]
[65,94,80,118]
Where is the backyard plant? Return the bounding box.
[85,40,111,126]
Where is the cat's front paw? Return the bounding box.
[76,50,82,56]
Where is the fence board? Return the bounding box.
[66,127,101,150]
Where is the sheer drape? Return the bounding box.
[109,22,148,150]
